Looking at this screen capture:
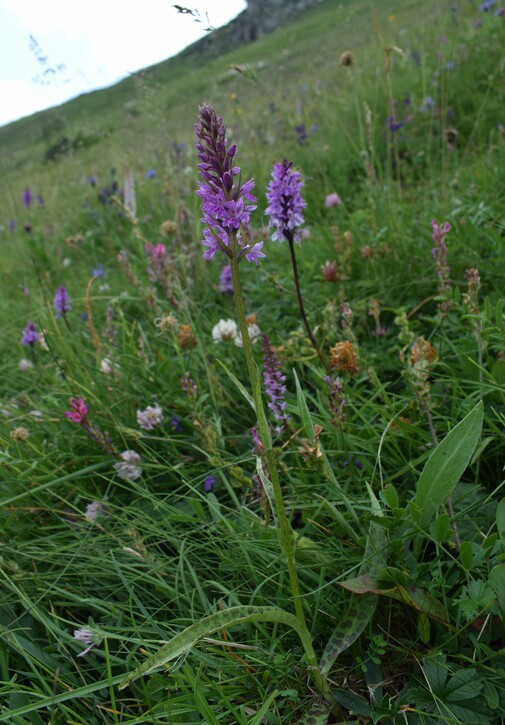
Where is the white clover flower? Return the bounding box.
[235,322,261,348]
[85,499,106,522]
[212,319,239,343]
[18,358,34,371]
[136,403,164,431]
[114,450,142,481]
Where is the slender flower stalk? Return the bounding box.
[266,160,329,371]
[195,105,330,695]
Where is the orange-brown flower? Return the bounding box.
[330,341,359,374]
[178,324,198,349]
[409,337,437,367]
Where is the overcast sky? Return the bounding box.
[0,0,247,127]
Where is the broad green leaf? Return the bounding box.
[434,512,452,543]
[414,402,483,529]
[297,704,333,724]
[119,605,307,690]
[331,688,372,717]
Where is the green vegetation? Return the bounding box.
[1,0,505,722]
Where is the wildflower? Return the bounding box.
[265,159,306,244]
[177,324,198,349]
[114,450,143,481]
[339,50,355,66]
[23,187,33,209]
[136,404,164,431]
[480,0,495,10]
[212,319,239,343]
[204,475,217,493]
[160,219,179,237]
[195,103,257,262]
[170,415,183,431]
[65,398,89,424]
[325,375,346,426]
[85,499,107,522]
[92,264,106,278]
[330,341,359,374]
[431,219,452,315]
[387,117,403,133]
[235,321,261,347]
[73,627,98,657]
[463,268,481,315]
[100,357,113,375]
[21,320,40,347]
[219,263,233,293]
[10,426,29,441]
[8,219,16,232]
[324,192,341,208]
[262,334,289,433]
[144,168,157,179]
[53,285,71,318]
[18,358,34,371]
[244,241,265,265]
[86,175,98,186]
[179,371,197,398]
[321,260,340,282]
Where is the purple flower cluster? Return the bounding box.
[195,104,264,264]
[53,285,71,318]
[21,320,40,347]
[265,160,307,244]
[261,334,288,433]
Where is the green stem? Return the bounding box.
[229,238,307,630]
[287,234,330,372]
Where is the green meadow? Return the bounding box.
[1,0,505,722]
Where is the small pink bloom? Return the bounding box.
[65,397,89,424]
[325,192,341,208]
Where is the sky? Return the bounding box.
[0,0,247,128]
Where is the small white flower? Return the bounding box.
[235,322,261,347]
[114,450,142,481]
[62,257,72,268]
[136,404,164,431]
[73,627,98,657]
[85,500,106,522]
[18,358,34,371]
[212,319,238,343]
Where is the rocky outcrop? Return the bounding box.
[181,0,323,58]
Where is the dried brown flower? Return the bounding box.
[330,341,359,374]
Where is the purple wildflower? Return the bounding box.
[324,192,341,208]
[219,263,233,293]
[22,187,33,209]
[204,475,217,493]
[87,175,98,186]
[195,104,257,263]
[92,264,105,278]
[65,398,89,424]
[170,415,183,431]
[8,219,16,232]
[387,116,403,133]
[144,168,157,179]
[53,285,71,318]
[480,0,495,10]
[265,160,307,244]
[21,320,40,347]
[261,334,288,433]
[245,241,265,265]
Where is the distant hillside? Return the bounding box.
[181,0,323,58]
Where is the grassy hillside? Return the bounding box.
[1,0,505,722]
